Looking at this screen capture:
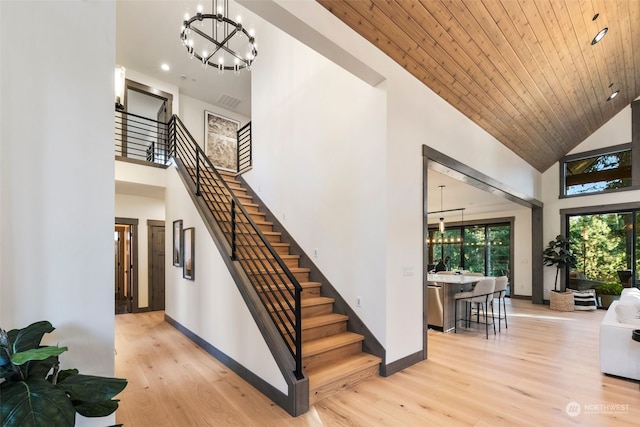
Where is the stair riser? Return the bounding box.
[255,285,320,299]
[211,200,260,214]
[202,193,253,204]
[211,217,273,233]
[209,208,267,222]
[267,302,334,320]
[224,232,281,244]
[309,364,379,406]
[302,322,347,342]
[238,256,298,269]
[239,243,291,256]
[248,270,309,283]
[302,342,363,372]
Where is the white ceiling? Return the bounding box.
[116,0,253,117]
[427,170,522,221]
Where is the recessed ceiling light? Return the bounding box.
[591,27,608,45]
[607,90,619,101]
[161,63,170,71]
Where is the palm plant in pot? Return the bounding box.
[0,320,127,427]
[543,234,578,310]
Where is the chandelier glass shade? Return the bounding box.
[180,0,257,72]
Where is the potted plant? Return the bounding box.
[0,320,127,427]
[594,282,623,309]
[543,234,578,311]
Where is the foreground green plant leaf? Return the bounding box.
[0,379,75,427]
[59,374,127,402]
[11,321,54,354]
[73,399,120,417]
[11,347,67,365]
[53,368,79,384]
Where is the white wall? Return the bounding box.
[115,160,167,187]
[115,194,166,308]
[245,0,541,364]
[164,167,287,393]
[246,19,389,347]
[179,94,250,150]
[0,1,116,426]
[541,103,639,299]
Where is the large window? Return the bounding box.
[567,210,636,286]
[561,144,632,197]
[428,221,512,293]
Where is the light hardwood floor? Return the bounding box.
[115,299,639,426]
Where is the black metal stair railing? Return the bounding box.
[237,122,252,174]
[169,115,304,379]
[114,110,170,165]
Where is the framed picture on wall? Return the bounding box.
[172,220,183,266]
[183,227,195,280]
[204,110,239,172]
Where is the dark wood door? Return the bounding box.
[149,224,165,311]
[115,228,127,314]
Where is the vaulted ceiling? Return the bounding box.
[317,0,640,172]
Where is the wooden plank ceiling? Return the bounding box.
[317,0,640,172]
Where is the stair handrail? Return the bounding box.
[169,115,304,379]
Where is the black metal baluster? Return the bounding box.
[231,199,237,260]
[195,148,201,196]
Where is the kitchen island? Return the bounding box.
[427,273,488,332]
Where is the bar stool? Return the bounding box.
[493,276,508,332]
[454,278,496,338]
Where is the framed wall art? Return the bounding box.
[204,110,240,172]
[172,219,183,266]
[183,227,195,280]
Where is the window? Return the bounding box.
[561,144,632,196]
[428,220,512,294]
[568,212,633,284]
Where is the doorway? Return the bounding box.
[115,218,139,314]
[422,145,543,357]
[120,79,174,163]
[148,220,166,311]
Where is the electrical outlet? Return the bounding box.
[356,296,362,307]
[314,248,318,258]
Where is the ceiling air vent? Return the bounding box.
[216,94,241,109]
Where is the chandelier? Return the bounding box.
[180,0,257,73]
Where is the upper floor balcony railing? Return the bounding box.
[114,109,252,175]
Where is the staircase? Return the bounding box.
[191,167,381,405]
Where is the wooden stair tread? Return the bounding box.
[237,253,298,260]
[233,230,281,237]
[306,353,381,389]
[302,332,363,357]
[266,297,333,313]
[301,313,348,330]
[258,280,321,288]
[255,281,322,293]
[247,266,310,274]
[300,296,334,307]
